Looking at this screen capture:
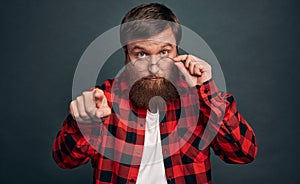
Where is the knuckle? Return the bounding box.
[74,113,80,119]
[97,88,104,93]
[80,112,89,120]
[70,100,75,108]
[86,106,95,114]
[82,91,89,96]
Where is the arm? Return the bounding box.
[199,79,258,164]
[173,54,257,164]
[52,115,97,169]
[53,87,111,169]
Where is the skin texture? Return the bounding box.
[70,27,212,123]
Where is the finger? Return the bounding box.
[95,106,111,118]
[98,94,111,116]
[94,88,103,99]
[173,54,189,62]
[174,61,187,75]
[82,90,97,117]
[94,89,111,118]
[184,55,192,68]
[95,101,111,118]
[194,63,202,76]
[76,96,89,120]
[178,55,195,71]
[96,91,109,111]
[174,62,195,86]
[70,100,75,117]
[184,55,198,75]
[173,54,191,69]
[94,89,105,108]
[196,59,211,72]
[189,61,197,75]
[70,100,84,123]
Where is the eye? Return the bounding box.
[137,52,147,58]
[161,50,169,56]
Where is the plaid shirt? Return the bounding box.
[53,73,258,184]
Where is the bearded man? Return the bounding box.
[53,3,258,184]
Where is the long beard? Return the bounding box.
[129,76,179,110]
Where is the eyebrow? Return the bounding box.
[130,43,174,52]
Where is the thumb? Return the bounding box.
[95,106,111,118]
[174,62,195,87]
[95,93,111,118]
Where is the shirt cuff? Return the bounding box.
[196,78,219,102]
[196,79,227,119]
[64,114,101,135]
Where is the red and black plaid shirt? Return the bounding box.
[53,73,258,184]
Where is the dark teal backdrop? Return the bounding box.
[1,0,299,183]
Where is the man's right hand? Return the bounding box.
[70,88,111,123]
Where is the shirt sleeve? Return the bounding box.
[52,114,99,169]
[198,79,258,164]
[52,80,113,169]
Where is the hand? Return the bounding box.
[173,54,212,86]
[70,88,111,123]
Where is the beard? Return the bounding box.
[129,76,179,111]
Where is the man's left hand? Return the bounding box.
[173,54,212,86]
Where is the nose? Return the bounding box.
[148,56,160,74]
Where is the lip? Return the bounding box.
[144,76,164,81]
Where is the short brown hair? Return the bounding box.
[120,3,182,46]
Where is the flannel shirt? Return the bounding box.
[53,72,258,184]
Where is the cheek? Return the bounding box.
[161,68,173,79]
[165,71,172,80]
[164,64,179,80]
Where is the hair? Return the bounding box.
[120,3,182,47]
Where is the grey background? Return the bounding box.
[1,0,299,183]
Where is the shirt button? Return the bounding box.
[167,177,174,184]
[129,178,135,182]
[140,123,144,127]
[136,150,141,154]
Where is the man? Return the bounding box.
[53,3,258,184]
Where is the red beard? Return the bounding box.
[129,76,179,110]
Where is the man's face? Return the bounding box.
[126,27,178,81]
[125,27,180,109]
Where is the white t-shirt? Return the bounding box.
[136,111,168,184]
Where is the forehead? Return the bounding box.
[127,27,177,50]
